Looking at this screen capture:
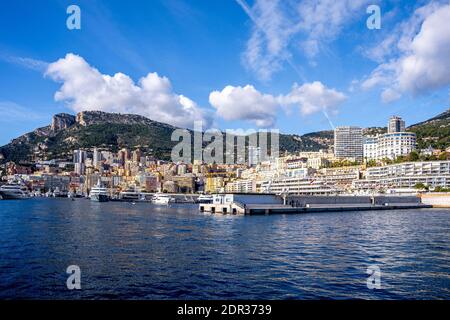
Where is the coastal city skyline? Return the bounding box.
[2,109,449,199]
[1,0,450,146]
[1,0,449,304]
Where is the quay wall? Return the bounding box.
[280,195,421,206]
[420,193,450,208]
[374,196,420,205]
[286,196,370,206]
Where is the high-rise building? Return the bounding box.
[93,148,102,168]
[117,148,130,166]
[388,116,405,133]
[334,126,363,160]
[74,163,85,175]
[73,150,87,164]
[248,146,261,166]
[132,149,142,163]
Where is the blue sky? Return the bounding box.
[0,0,449,145]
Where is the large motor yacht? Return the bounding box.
[89,181,109,202]
[0,182,31,200]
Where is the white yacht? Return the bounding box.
[0,182,31,200]
[151,193,174,205]
[89,181,109,202]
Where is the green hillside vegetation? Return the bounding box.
[407,109,450,150]
[1,109,448,164]
[0,112,334,164]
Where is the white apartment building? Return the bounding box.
[353,161,450,190]
[266,177,341,195]
[377,132,416,159]
[363,116,416,160]
[225,179,257,193]
[318,166,361,188]
[363,136,378,160]
[364,132,417,160]
[285,158,308,169]
[306,157,330,170]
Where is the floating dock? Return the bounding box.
[199,194,433,215]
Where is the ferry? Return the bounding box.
[0,182,31,200]
[89,181,109,202]
[151,193,174,205]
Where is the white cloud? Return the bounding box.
[362,3,450,101]
[0,55,49,72]
[209,85,279,127]
[381,88,402,103]
[238,0,294,80]
[282,81,347,115]
[45,53,212,128]
[296,0,369,57]
[209,81,346,127]
[238,0,369,80]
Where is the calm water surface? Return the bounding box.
[0,198,449,299]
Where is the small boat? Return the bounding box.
[151,193,174,205]
[52,187,61,198]
[0,182,31,200]
[89,180,109,202]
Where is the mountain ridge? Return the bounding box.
[1,109,448,164]
[0,110,332,163]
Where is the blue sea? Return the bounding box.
[0,198,449,299]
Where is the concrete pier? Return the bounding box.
[199,194,432,215]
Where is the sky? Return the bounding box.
[0,0,449,145]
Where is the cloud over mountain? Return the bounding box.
[45,53,213,128]
[209,81,346,127]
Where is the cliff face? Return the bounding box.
[75,111,175,128]
[52,113,76,132]
[0,111,182,163]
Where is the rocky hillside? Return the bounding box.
[2,108,447,164]
[0,111,331,163]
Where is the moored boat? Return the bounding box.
[0,182,31,200]
[89,180,109,202]
[151,193,174,205]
